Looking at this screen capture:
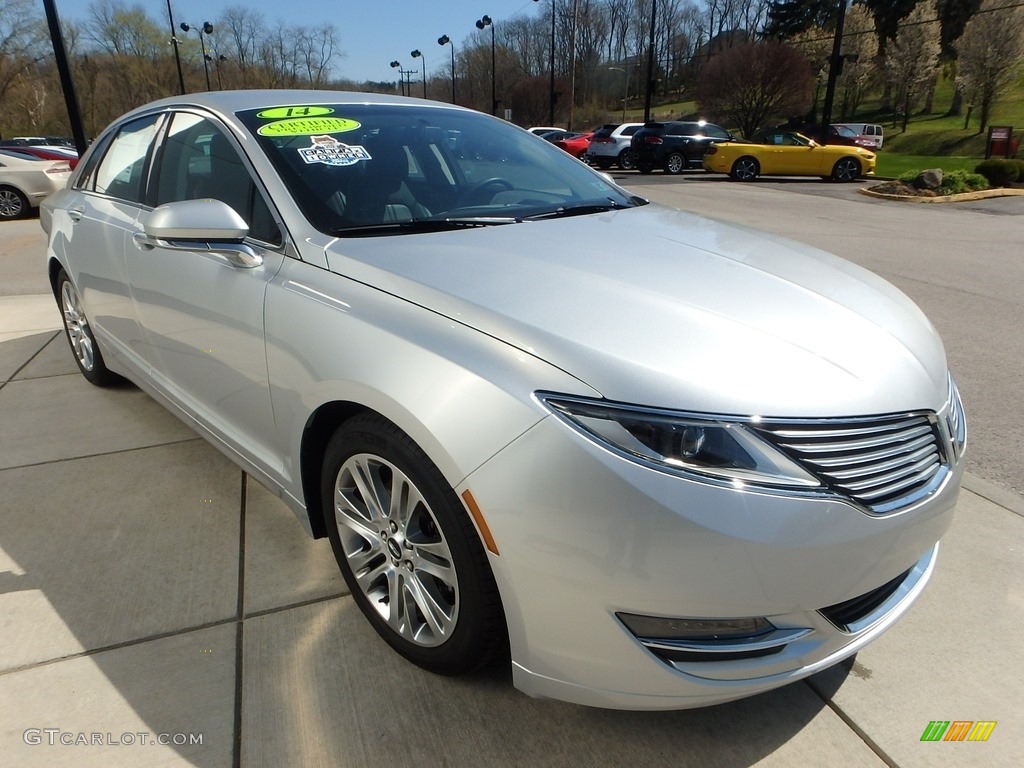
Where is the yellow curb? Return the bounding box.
[858,186,1024,203]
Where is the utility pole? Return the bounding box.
[818,0,849,146]
[643,0,657,122]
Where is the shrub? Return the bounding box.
[939,170,989,195]
[898,170,919,184]
[974,158,1022,187]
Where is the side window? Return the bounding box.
[94,114,161,203]
[153,112,282,246]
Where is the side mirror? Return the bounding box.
[134,199,262,268]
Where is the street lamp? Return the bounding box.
[180,21,214,91]
[608,66,629,122]
[475,15,496,116]
[410,49,427,99]
[390,60,404,96]
[532,0,556,127]
[437,34,455,104]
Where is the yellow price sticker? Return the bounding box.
[257,117,361,137]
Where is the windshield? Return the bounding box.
[236,103,641,235]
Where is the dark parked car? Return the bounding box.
[630,121,736,174]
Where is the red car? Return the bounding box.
[10,145,80,169]
[543,131,594,160]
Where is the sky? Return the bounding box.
[47,0,547,85]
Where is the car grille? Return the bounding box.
[755,413,948,514]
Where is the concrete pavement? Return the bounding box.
[1,205,1022,765]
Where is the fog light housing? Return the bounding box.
[617,614,773,642]
[616,613,812,663]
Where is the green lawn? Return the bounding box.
[874,153,982,178]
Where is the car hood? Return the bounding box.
[323,204,947,417]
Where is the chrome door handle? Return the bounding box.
[68,207,84,222]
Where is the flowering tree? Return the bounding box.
[955,0,1024,132]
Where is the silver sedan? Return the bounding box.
[41,91,965,710]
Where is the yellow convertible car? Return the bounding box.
[703,131,876,182]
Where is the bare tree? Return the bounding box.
[884,0,941,132]
[955,0,1024,132]
[696,41,813,137]
[0,0,47,113]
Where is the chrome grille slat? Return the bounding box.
[756,412,948,514]
[819,443,938,480]
[837,453,940,494]
[778,424,932,454]
[767,417,925,439]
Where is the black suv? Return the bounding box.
[630,121,735,174]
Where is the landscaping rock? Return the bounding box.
[912,168,943,190]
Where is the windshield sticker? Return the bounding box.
[257,117,360,137]
[298,136,371,167]
[257,106,335,120]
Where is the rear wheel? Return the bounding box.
[730,156,760,181]
[637,162,654,174]
[594,158,613,170]
[832,157,860,182]
[56,268,120,386]
[618,149,635,171]
[0,186,29,220]
[322,414,506,675]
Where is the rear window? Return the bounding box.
[592,127,616,139]
[621,125,642,137]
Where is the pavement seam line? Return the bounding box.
[0,616,239,678]
[1,330,60,386]
[0,436,204,473]
[232,471,247,768]
[804,678,901,768]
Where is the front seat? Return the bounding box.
[336,138,429,224]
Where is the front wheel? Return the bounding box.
[322,414,506,675]
[730,156,760,181]
[664,152,686,175]
[832,157,860,182]
[56,268,120,386]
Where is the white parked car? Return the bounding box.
[0,150,72,219]
[585,122,644,170]
[42,91,964,710]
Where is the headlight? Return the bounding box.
[538,393,821,489]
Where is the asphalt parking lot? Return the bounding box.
[1,179,1022,767]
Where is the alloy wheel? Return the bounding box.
[0,188,25,219]
[333,453,459,647]
[60,279,95,371]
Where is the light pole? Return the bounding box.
[608,65,628,122]
[213,53,226,90]
[532,0,556,126]
[180,21,214,91]
[410,49,427,99]
[164,0,185,94]
[475,15,496,116]
[438,35,455,104]
[390,60,404,96]
[643,0,657,122]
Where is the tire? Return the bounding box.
[832,157,860,182]
[0,186,29,220]
[56,268,120,386]
[322,414,506,675]
[637,162,654,175]
[664,152,685,175]
[594,159,613,170]
[618,149,635,171]
[730,156,760,181]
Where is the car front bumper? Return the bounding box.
[460,413,960,709]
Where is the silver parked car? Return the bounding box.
[42,91,965,710]
[585,122,644,170]
[0,150,73,220]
